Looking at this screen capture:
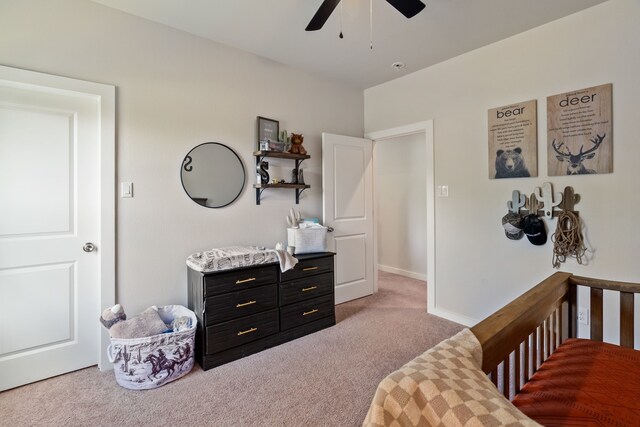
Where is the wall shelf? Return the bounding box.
[254,151,310,205]
[253,150,310,161]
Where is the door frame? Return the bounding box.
[0,65,116,370]
[365,120,435,314]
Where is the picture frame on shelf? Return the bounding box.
[257,116,279,151]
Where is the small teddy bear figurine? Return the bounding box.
[288,133,307,155]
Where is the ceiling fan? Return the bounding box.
[305,0,426,31]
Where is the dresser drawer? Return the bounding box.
[280,294,334,331]
[205,284,277,325]
[280,256,333,282]
[204,265,277,297]
[205,309,279,354]
[279,272,334,305]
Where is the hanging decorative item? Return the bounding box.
[257,161,269,184]
[551,186,586,268]
[547,83,613,176]
[526,193,543,216]
[502,184,583,252]
[507,190,527,214]
[534,182,563,219]
[488,99,538,179]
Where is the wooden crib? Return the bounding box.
[471,272,640,425]
[363,272,640,426]
[471,272,639,395]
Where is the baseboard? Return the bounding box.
[428,306,479,327]
[377,264,427,281]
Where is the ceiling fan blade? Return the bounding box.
[305,0,341,31]
[385,0,426,19]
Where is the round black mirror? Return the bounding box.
[181,142,245,208]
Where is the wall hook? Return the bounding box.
[526,193,543,216]
[559,186,580,214]
[534,182,563,219]
[507,190,527,214]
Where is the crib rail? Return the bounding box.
[471,272,640,399]
[570,275,640,348]
[471,272,571,375]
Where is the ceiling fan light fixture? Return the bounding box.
[305,0,426,32]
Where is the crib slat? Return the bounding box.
[491,367,498,387]
[537,326,543,368]
[569,284,577,338]
[524,335,530,381]
[514,344,521,394]
[532,328,538,372]
[620,291,634,348]
[558,304,563,344]
[591,288,603,341]
[502,354,511,399]
[538,323,544,369]
[545,317,551,359]
[550,310,556,353]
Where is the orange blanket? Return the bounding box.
[512,338,640,426]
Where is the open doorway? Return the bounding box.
[365,121,435,312]
[375,133,427,281]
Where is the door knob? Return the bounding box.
[83,242,96,252]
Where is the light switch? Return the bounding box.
[437,185,449,197]
[121,182,133,198]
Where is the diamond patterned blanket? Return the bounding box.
[362,329,540,427]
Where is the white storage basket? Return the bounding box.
[287,226,327,254]
[107,305,197,390]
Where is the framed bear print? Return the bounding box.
[488,99,537,179]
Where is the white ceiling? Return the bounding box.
[91,0,607,89]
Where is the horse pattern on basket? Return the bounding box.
[143,343,192,379]
[107,305,197,390]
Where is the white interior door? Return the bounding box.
[0,70,103,391]
[322,133,374,304]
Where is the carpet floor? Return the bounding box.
[0,271,462,426]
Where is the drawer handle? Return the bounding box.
[237,327,257,336]
[302,286,317,292]
[236,300,257,308]
[302,267,318,271]
[236,277,256,284]
[303,309,319,316]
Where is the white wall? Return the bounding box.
[376,133,427,279]
[365,0,640,339]
[0,0,363,314]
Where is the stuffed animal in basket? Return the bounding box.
[100,304,192,339]
[288,133,307,155]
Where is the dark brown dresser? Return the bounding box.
[187,252,335,370]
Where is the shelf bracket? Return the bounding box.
[296,187,308,204]
[256,187,267,205]
[295,158,306,170]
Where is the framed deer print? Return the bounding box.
[547,84,612,176]
[488,99,538,179]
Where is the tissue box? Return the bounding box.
[287,227,327,254]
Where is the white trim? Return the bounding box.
[0,65,116,371]
[365,121,436,316]
[98,85,116,371]
[378,264,427,281]
[429,307,478,327]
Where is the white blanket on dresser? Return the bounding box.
[186,245,298,273]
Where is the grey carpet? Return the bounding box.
[0,271,462,426]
